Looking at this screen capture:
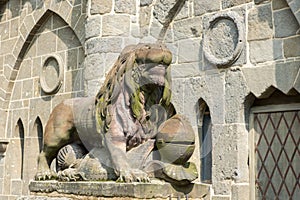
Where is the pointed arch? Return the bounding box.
[197,98,212,183]
[34,117,43,152]
[15,118,25,180]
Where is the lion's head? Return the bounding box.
[95,43,174,138]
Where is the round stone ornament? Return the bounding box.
[40,54,63,94]
[203,12,245,67]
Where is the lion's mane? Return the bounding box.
[95,43,173,137]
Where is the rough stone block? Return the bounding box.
[283,35,300,58]
[105,53,119,72]
[140,0,153,6]
[85,16,101,39]
[178,39,202,63]
[272,0,289,10]
[171,63,201,78]
[231,183,249,200]
[87,79,102,97]
[222,0,251,9]
[84,53,105,80]
[274,8,299,38]
[29,181,210,199]
[139,6,152,37]
[90,0,112,14]
[171,78,185,114]
[249,39,274,64]
[85,37,122,54]
[225,70,249,123]
[255,0,271,4]
[173,17,202,41]
[102,15,130,36]
[151,23,173,42]
[212,195,231,200]
[194,0,220,16]
[183,74,226,126]
[115,0,136,14]
[211,124,249,188]
[248,4,273,41]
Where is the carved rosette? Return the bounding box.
[203,11,245,67]
[40,54,64,94]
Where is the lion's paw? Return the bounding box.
[35,170,57,181]
[57,168,86,181]
[117,169,150,183]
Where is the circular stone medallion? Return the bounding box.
[203,12,244,67]
[40,55,63,94]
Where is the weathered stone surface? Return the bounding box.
[283,35,300,58]
[57,27,81,51]
[194,0,220,16]
[18,197,71,200]
[254,0,271,4]
[173,17,202,40]
[86,37,122,54]
[139,6,152,36]
[272,0,289,10]
[84,53,105,80]
[222,0,251,9]
[288,0,300,26]
[212,196,231,200]
[231,183,249,200]
[203,11,245,67]
[153,0,188,24]
[274,8,299,38]
[241,61,300,97]
[171,63,201,78]
[29,181,210,199]
[85,16,101,39]
[249,39,274,64]
[183,74,226,126]
[212,124,249,194]
[140,0,153,6]
[102,15,130,36]
[90,0,112,14]
[248,4,273,41]
[115,0,136,14]
[178,39,202,63]
[225,69,249,123]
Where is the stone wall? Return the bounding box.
[0,0,86,199]
[84,0,300,200]
[0,0,299,199]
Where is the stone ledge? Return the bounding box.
[29,180,210,199]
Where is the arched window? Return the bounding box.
[15,119,25,180]
[34,117,43,152]
[198,99,212,183]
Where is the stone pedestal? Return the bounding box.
[29,181,210,199]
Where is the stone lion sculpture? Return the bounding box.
[35,43,197,184]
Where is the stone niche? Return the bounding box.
[203,11,245,67]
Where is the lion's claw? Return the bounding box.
[35,170,57,181]
[57,168,86,181]
[117,169,150,183]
